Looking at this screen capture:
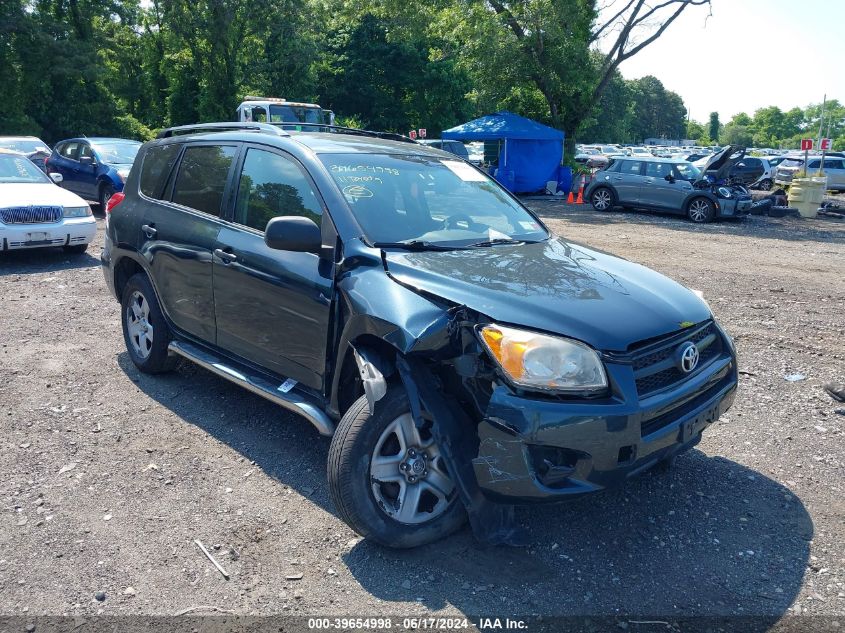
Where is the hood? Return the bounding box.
[700,145,745,180]
[0,182,89,208]
[382,238,711,352]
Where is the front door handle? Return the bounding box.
[141,224,157,239]
[214,248,238,264]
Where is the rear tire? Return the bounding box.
[590,187,615,211]
[328,387,466,548]
[687,197,716,223]
[758,178,772,191]
[121,273,177,374]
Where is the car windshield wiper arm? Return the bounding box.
[469,237,540,248]
[373,240,467,251]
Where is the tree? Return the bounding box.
[708,112,720,144]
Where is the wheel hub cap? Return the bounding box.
[400,448,428,483]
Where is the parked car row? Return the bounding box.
[0,134,141,254]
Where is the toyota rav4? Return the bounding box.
[102,122,738,548]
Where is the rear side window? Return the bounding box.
[140,144,182,200]
[234,148,322,231]
[620,160,643,175]
[171,145,237,217]
[824,159,844,169]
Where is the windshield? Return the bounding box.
[320,153,549,247]
[269,105,326,124]
[675,162,701,181]
[0,154,50,183]
[92,142,141,164]
[0,139,50,154]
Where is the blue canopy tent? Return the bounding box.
[441,111,565,193]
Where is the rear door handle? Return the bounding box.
[214,248,237,263]
[141,224,157,239]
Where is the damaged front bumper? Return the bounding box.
[716,196,753,217]
[472,352,737,502]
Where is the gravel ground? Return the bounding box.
[1,203,844,624]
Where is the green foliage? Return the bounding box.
[0,0,839,156]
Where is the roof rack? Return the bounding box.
[156,122,290,139]
[273,122,418,144]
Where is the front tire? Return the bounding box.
[328,387,466,548]
[100,183,116,212]
[590,187,615,211]
[758,178,773,191]
[121,273,176,374]
[687,197,716,223]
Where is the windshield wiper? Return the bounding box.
[468,237,539,248]
[373,240,468,251]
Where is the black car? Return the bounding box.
[728,156,766,186]
[102,121,738,548]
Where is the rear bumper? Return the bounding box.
[473,350,737,502]
[0,217,96,250]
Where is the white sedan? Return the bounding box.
[0,150,96,254]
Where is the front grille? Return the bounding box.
[640,369,732,437]
[0,206,63,224]
[631,322,723,397]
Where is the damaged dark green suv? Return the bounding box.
[102,122,738,548]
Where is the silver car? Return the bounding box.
[585,150,753,223]
[774,156,845,191]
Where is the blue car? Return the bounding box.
[47,137,142,209]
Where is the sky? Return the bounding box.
[603,0,844,123]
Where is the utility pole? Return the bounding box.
[817,94,827,147]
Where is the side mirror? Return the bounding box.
[79,156,95,166]
[49,172,63,184]
[664,174,675,183]
[264,216,322,254]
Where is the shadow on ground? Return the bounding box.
[120,353,812,623]
[0,246,99,273]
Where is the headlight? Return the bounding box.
[117,169,130,182]
[63,206,92,218]
[479,324,607,393]
[717,186,732,198]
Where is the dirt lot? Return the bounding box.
[1,203,844,625]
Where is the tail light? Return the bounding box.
[106,192,125,213]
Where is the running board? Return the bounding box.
[167,340,335,436]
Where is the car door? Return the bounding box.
[823,158,845,190]
[53,141,81,194]
[639,161,692,211]
[212,144,334,391]
[140,142,240,343]
[611,160,646,205]
[76,142,99,200]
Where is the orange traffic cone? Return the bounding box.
[567,190,575,204]
[575,184,584,204]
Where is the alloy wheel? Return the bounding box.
[688,199,711,222]
[592,189,612,210]
[126,290,154,359]
[369,413,455,525]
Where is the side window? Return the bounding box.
[808,160,821,169]
[603,159,621,173]
[140,143,182,200]
[645,162,670,178]
[620,160,643,175]
[171,145,237,217]
[824,159,844,170]
[78,144,95,161]
[61,142,79,160]
[746,158,761,168]
[234,148,322,231]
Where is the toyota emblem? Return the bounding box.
[677,342,700,373]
